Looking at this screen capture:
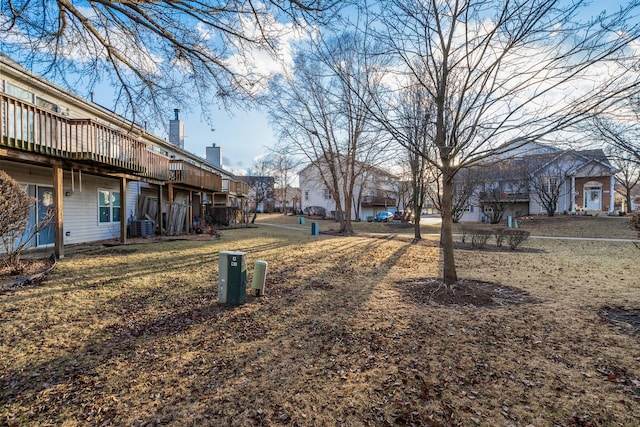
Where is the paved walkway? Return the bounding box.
[258,223,640,243]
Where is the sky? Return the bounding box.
[88,82,278,176]
[155,0,630,175]
[163,106,276,175]
[5,0,635,176]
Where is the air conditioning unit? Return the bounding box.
[129,220,154,237]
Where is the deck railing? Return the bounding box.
[361,196,397,207]
[1,93,169,180]
[170,160,222,192]
[225,179,248,196]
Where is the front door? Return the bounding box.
[584,186,602,211]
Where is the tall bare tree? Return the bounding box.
[591,98,640,164]
[475,161,529,223]
[267,144,300,215]
[607,146,640,213]
[268,32,387,233]
[526,161,571,216]
[366,0,640,285]
[242,160,275,223]
[394,83,436,239]
[451,168,479,223]
[1,0,336,123]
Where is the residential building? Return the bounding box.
[0,55,248,258]
[273,185,301,214]
[456,142,617,222]
[299,160,398,221]
[238,176,276,213]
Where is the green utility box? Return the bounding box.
[218,251,247,306]
[311,222,319,235]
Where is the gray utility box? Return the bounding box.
[218,251,247,306]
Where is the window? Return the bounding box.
[545,176,559,192]
[5,82,34,102]
[4,83,35,142]
[304,190,309,201]
[324,189,332,200]
[36,96,58,112]
[98,190,121,223]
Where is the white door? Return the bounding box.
[584,187,602,210]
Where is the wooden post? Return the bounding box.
[188,191,193,233]
[52,165,64,259]
[157,184,164,234]
[120,177,127,244]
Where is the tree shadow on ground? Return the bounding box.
[600,306,640,334]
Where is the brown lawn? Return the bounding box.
[1,214,639,426]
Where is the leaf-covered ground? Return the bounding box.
[1,215,639,426]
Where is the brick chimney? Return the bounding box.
[169,109,184,149]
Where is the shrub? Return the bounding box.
[470,227,493,248]
[460,225,471,243]
[0,171,54,270]
[494,227,506,247]
[504,229,530,250]
[629,211,640,231]
[303,206,326,217]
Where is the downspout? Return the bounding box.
[571,175,576,214]
[609,174,615,213]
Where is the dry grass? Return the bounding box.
[256,212,638,240]
[1,216,639,426]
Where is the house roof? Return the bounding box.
[299,158,398,184]
[456,145,616,182]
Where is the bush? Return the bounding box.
[504,229,530,250]
[629,211,640,231]
[470,227,493,248]
[303,206,326,217]
[460,225,471,243]
[494,227,506,247]
[0,170,54,270]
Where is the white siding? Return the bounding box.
[3,163,124,245]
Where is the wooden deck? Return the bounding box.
[1,93,169,180]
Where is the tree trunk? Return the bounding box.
[440,175,458,285]
[627,192,632,214]
[413,189,422,240]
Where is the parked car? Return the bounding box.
[373,211,394,222]
[394,210,415,222]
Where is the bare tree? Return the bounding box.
[451,168,479,223]
[242,160,275,223]
[365,0,640,285]
[268,32,387,233]
[267,144,300,215]
[527,163,571,216]
[0,171,54,271]
[591,100,640,164]
[475,161,529,223]
[607,147,640,213]
[1,1,336,124]
[392,83,436,239]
